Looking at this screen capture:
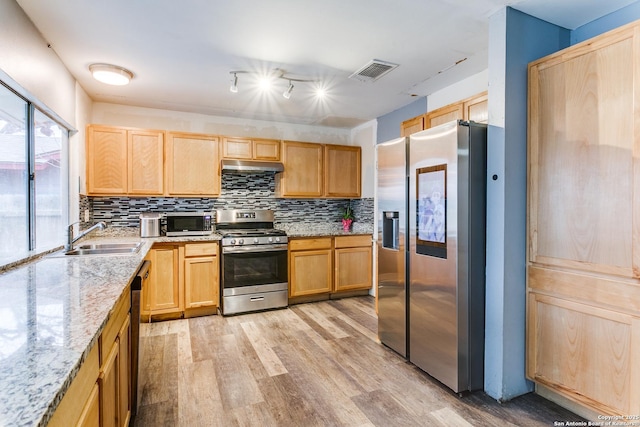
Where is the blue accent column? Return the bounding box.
[484,6,569,401]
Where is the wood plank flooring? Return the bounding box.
[134,296,583,427]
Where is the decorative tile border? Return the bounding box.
[85,173,373,228]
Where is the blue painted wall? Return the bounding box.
[572,1,640,44]
[376,97,426,143]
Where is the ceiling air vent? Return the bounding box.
[349,59,399,83]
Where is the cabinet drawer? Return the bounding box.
[334,235,372,249]
[289,238,332,251]
[184,242,218,257]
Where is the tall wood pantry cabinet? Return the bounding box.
[527,20,640,417]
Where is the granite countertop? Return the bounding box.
[0,223,371,426]
[278,222,374,237]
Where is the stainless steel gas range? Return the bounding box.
[216,209,288,315]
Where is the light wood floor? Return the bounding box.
[134,296,582,427]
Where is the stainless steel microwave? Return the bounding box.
[165,212,213,236]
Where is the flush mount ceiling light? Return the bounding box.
[89,63,134,86]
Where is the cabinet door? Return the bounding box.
[425,103,463,129]
[324,145,361,198]
[86,126,128,195]
[463,92,488,123]
[222,137,253,159]
[99,342,119,427]
[400,115,425,136]
[77,382,100,427]
[141,254,151,317]
[253,139,280,160]
[127,130,164,195]
[289,249,332,296]
[184,255,219,309]
[147,245,182,313]
[166,132,220,196]
[117,315,131,427]
[334,246,372,292]
[277,141,323,197]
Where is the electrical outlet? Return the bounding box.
[84,209,90,222]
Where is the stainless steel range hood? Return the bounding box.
[221,159,284,173]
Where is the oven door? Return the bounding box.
[221,245,288,295]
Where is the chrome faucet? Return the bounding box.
[65,221,107,251]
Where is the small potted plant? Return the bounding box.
[341,203,354,232]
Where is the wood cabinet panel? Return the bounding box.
[425,103,463,129]
[324,145,361,198]
[127,130,164,195]
[184,255,219,309]
[527,21,640,417]
[99,341,119,427]
[276,141,323,197]
[47,345,99,427]
[289,238,332,251]
[334,246,372,292]
[528,292,640,415]
[184,242,218,257]
[463,92,488,123]
[253,139,280,160]
[222,137,253,159]
[334,235,371,249]
[530,36,635,276]
[166,132,220,196]
[400,115,424,136]
[147,245,182,313]
[86,126,128,195]
[77,382,100,427]
[117,315,131,427]
[289,249,332,296]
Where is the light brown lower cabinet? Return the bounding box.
[289,238,333,297]
[143,242,220,321]
[49,285,131,427]
[334,235,373,292]
[289,235,372,298]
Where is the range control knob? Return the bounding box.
[268,237,274,243]
[253,238,259,244]
[275,237,281,242]
[230,239,236,245]
[238,239,244,245]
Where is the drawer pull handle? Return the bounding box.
[250,296,265,302]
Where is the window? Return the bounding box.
[0,83,69,264]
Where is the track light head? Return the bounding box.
[283,81,294,99]
[230,72,238,93]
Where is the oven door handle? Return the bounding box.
[222,245,288,254]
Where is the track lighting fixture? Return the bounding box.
[228,69,318,99]
[283,81,294,99]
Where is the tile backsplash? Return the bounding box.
[81,172,373,228]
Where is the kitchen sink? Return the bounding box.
[65,242,143,256]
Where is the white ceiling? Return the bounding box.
[15,0,637,128]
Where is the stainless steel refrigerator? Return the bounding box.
[377,120,487,393]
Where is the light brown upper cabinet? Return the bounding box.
[425,103,463,129]
[324,145,361,198]
[86,125,128,195]
[276,141,324,197]
[166,132,220,196]
[127,130,164,195]
[400,115,425,136]
[463,91,488,123]
[527,21,640,417]
[86,125,164,196]
[221,137,281,161]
